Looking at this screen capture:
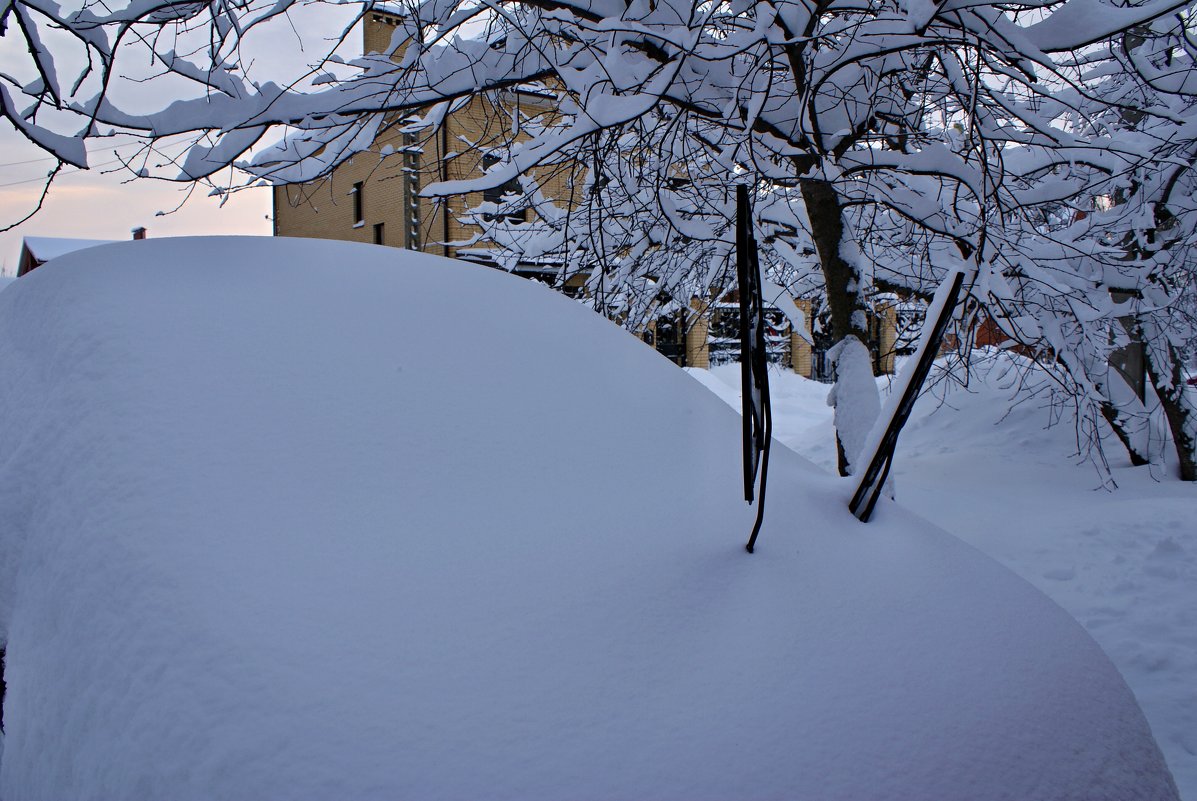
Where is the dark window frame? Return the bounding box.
[352,181,364,225]
[481,154,527,223]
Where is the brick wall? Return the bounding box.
[686,299,710,369]
[790,298,813,377]
[877,302,898,375]
[274,12,571,263]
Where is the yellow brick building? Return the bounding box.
[273,11,571,267]
[272,12,900,378]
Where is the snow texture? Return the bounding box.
[854,265,967,487]
[825,336,881,474]
[698,355,1195,800]
[19,237,114,262]
[0,237,1179,801]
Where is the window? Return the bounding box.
[373,223,385,245]
[481,154,526,223]
[351,182,364,225]
[653,312,686,367]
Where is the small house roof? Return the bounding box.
[21,237,115,263]
[18,237,118,277]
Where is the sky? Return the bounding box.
[0,1,365,272]
[0,134,273,274]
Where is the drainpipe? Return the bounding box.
[441,125,451,259]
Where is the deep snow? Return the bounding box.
[695,356,1197,799]
[0,238,1179,800]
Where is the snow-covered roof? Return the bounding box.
[0,236,1178,800]
[21,236,115,263]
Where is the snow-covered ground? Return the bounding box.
[0,237,1179,799]
[694,359,1197,800]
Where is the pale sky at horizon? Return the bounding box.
[0,2,366,272]
[0,136,274,274]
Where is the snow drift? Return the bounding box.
[0,237,1178,800]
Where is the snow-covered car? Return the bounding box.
[0,238,1178,800]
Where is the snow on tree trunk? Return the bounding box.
[827,336,882,477]
[801,178,877,477]
[1139,322,1197,481]
[1097,368,1152,468]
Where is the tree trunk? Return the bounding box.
[1099,399,1151,467]
[1095,364,1151,467]
[1097,294,1151,466]
[800,178,877,476]
[1139,327,1197,481]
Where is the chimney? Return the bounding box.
[131,227,147,240]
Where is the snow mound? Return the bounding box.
[0,237,1178,800]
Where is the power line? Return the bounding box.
[0,174,65,189]
[0,154,60,169]
[0,147,193,189]
[0,135,159,169]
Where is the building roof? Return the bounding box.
[21,237,115,263]
[17,236,119,277]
